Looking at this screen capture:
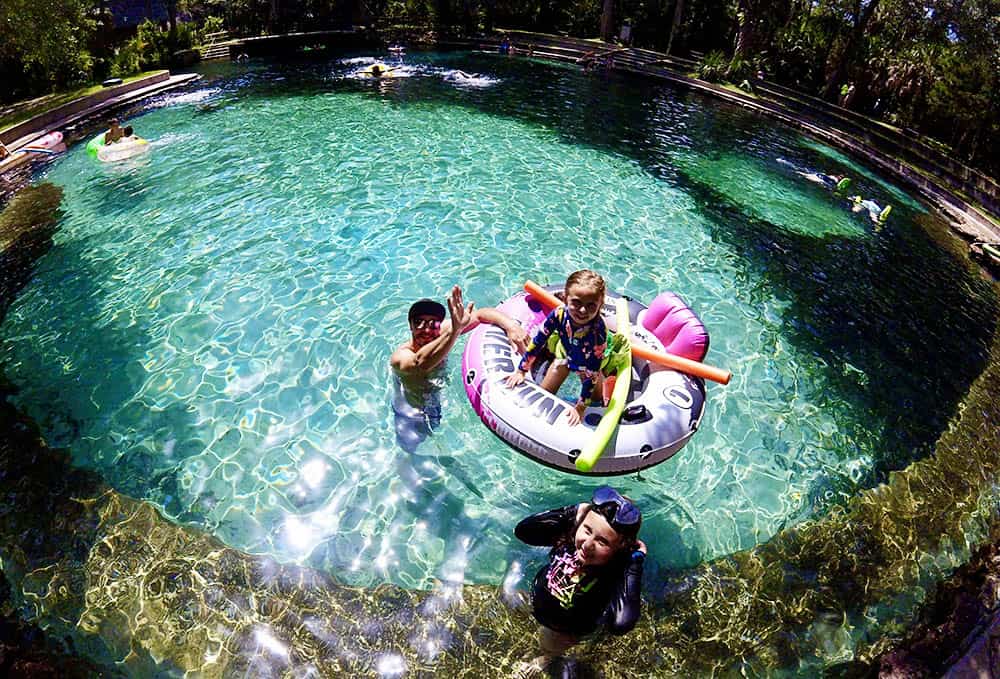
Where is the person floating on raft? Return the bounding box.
[504,270,629,427]
[464,278,724,474]
[849,195,892,225]
[87,118,149,163]
[777,158,852,194]
[104,119,123,144]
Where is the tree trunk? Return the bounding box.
[666,0,685,54]
[166,0,177,32]
[821,0,881,100]
[269,0,280,33]
[600,0,615,42]
[434,0,452,31]
[734,0,761,58]
[484,0,495,32]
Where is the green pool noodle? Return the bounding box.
[878,204,892,222]
[86,134,105,157]
[835,177,852,193]
[575,297,633,473]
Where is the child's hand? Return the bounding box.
[505,370,526,388]
[567,400,587,426]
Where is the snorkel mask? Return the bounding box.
[590,485,642,540]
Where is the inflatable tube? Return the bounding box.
[87,133,150,162]
[24,131,64,153]
[835,177,852,193]
[1,131,64,172]
[461,286,707,475]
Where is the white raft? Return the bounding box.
[462,286,708,475]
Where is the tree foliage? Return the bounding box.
[0,0,96,101]
[0,0,997,177]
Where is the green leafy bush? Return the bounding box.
[109,40,142,78]
[110,19,198,77]
[199,16,225,43]
[697,50,729,82]
[727,55,755,82]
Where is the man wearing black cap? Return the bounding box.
[390,285,526,452]
[391,285,526,376]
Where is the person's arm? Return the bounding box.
[390,286,474,376]
[604,539,646,634]
[474,307,529,354]
[514,504,579,546]
[504,309,558,388]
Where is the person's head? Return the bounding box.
[574,485,641,567]
[408,298,446,348]
[123,125,133,136]
[563,269,606,325]
[109,118,120,129]
[371,64,383,76]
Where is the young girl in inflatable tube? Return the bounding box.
[514,485,646,671]
[504,270,628,426]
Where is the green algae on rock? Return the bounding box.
[647,315,1000,675]
[0,182,62,320]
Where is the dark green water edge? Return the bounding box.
[0,184,998,676]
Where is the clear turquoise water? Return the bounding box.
[2,53,996,590]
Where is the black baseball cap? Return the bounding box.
[408,298,446,323]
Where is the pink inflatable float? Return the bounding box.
[462,284,709,475]
[0,131,65,175]
[24,131,67,154]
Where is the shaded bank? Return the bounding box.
[877,532,1000,676]
[647,321,1000,673]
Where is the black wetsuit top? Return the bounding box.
[515,504,644,637]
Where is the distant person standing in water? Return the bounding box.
[390,286,526,452]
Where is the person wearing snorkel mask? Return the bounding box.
[515,486,646,671]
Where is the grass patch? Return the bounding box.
[718,82,760,99]
[0,71,164,132]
